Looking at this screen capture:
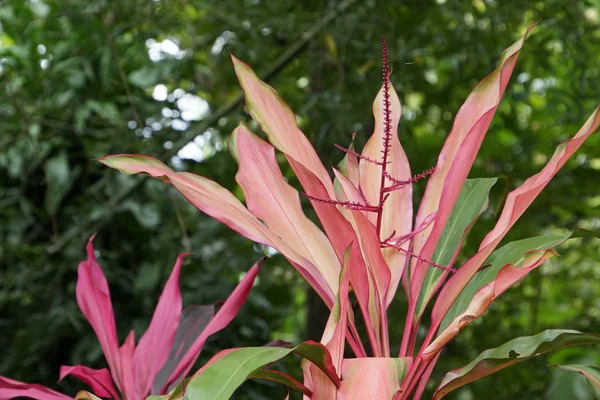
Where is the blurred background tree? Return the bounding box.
[1,0,599,399]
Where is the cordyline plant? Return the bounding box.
[97,25,600,399]
[0,237,261,400]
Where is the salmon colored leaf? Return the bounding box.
[338,357,412,399]
[99,154,334,305]
[233,123,340,299]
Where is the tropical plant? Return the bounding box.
[99,24,600,399]
[0,237,261,400]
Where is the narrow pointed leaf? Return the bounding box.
[76,237,123,393]
[231,54,356,265]
[59,365,119,399]
[429,106,600,337]
[424,249,556,360]
[231,54,334,197]
[0,376,71,400]
[433,330,600,399]
[161,259,262,392]
[413,178,497,319]
[118,331,136,400]
[233,123,340,298]
[410,25,535,305]
[184,341,340,400]
[152,306,215,394]
[134,254,187,398]
[440,232,576,332]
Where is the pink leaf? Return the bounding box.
[159,259,263,393]
[231,54,359,266]
[233,124,341,300]
[76,236,123,393]
[359,80,413,306]
[409,25,535,305]
[118,331,136,400]
[0,376,71,400]
[99,154,334,306]
[231,54,335,198]
[133,254,188,398]
[427,106,600,344]
[59,365,119,399]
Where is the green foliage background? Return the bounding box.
[1,0,599,399]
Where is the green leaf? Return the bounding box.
[184,341,339,400]
[440,232,572,332]
[434,329,600,399]
[415,178,497,317]
[553,364,600,398]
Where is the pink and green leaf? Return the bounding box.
[409,24,536,309]
[423,249,556,360]
[185,341,340,400]
[159,259,262,393]
[428,106,600,340]
[440,232,579,333]
[433,330,600,399]
[413,177,497,320]
[250,369,312,397]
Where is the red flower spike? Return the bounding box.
[383,166,437,192]
[334,144,385,166]
[375,34,394,236]
[302,193,379,212]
